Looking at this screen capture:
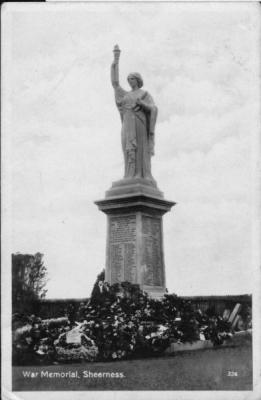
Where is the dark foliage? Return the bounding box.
[12,271,238,365]
[12,253,48,315]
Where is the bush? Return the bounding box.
[12,276,235,365]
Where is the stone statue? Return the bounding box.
[96,46,174,298]
[111,45,158,183]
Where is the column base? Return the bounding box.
[105,177,164,199]
[95,180,175,296]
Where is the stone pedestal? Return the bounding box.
[95,178,175,298]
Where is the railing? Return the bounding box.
[34,294,252,319]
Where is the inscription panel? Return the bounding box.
[109,215,137,284]
[142,215,163,287]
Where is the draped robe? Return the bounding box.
[114,86,158,181]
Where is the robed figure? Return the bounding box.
[111,45,158,183]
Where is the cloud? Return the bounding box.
[155,131,252,203]
[6,2,259,297]
[164,199,252,295]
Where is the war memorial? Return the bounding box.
[11,45,252,392]
[95,45,175,298]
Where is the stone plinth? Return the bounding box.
[95,178,175,298]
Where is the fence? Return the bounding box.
[35,294,251,319]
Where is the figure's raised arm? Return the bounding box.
[111,45,121,88]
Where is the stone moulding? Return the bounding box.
[95,193,175,216]
[95,192,175,298]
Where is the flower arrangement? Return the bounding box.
[12,277,249,365]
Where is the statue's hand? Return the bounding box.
[112,58,120,68]
[135,98,144,108]
[113,45,121,64]
[133,101,141,111]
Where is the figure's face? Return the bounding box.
[128,76,139,90]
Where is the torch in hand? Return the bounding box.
[113,44,121,64]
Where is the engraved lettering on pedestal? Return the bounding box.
[109,215,137,283]
[111,244,124,282]
[142,216,163,286]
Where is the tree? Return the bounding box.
[12,252,48,314]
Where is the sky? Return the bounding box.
[3,2,260,298]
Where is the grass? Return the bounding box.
[13,345,252,391]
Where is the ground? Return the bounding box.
[13,345,252,391]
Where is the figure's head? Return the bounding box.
[127,72,143,89]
